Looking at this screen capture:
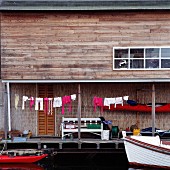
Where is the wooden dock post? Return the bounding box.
[96,143,100,149]
[59,143,62,149]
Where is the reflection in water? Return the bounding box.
[39,153,129,170]
[0,163,44,170]
[0,153,163,170]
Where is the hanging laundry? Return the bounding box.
[104,98,116,109]
[22,96,28,110]
[44,97,49,114]
[35,98,43,111]
[15,94,19,110]
[115,97,123,108]
[123,96,129,101]
[48,98,53,115]
[71,94,76,101]
[29,97,34,111]
[62,96,72,114]
[53,97,62,108]
[93,96,103,113]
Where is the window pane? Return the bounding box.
[130,59,144,69]
[161,48,170,58]
[146,48,159,58]
[114,59,128,69]
[130,49,144,58]
[161,59,170,68]
[145,59,159,68]
[115,49,128,58]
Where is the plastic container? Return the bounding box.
[111,126,119,137]
[133,129,140,136]
[101,130,110,140]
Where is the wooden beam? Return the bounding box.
[78,83,81,140]
[152,84,155,136]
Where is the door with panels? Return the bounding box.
[38,84,55,135]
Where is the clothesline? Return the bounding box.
[93,96,129,113]
[20,94,129,115]
[21,94,77,115]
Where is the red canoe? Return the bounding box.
[0,154,48,163]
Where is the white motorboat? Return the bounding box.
[122,131,170,169]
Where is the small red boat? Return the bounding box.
[0,154,48,163]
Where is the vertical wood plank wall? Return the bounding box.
[7,83,170,136]
[1,11,170,80]
[10,83,37,134]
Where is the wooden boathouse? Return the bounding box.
[0,0,170,151]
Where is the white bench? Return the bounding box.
[61,117,103,139]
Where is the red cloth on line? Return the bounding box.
[93,96,103,113]
[44,97,49,114]
[62,96,72,114]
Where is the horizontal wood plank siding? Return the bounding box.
[2,11,170,80]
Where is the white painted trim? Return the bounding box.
[6,82,11,131]
[35,83,38,136]
[2,79,170,83]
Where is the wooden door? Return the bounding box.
[38,84,55,136]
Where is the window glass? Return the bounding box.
[145,59,159,68]
[161,48,170,58]
[161,59,170,68]
[145,48,159,58]
[114,59,128,69]
[130,60,144,69]
[130,49,144,58]
[115,49,128,58]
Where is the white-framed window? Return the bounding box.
[113,47,170,70]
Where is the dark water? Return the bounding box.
[0,153,160,170]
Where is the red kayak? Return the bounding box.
[0,154,48,163]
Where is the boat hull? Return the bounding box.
[0,154,48,163]
[124,136,170,169]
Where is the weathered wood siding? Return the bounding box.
[9,83,170,136]
[2,11,170,80]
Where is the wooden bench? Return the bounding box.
[61,117,103,139]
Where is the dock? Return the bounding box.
[0,137,125,154]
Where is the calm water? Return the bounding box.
[0,153,160,170]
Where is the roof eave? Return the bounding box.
[1,7,170,11]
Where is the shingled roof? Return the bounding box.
[0,0,170,10]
